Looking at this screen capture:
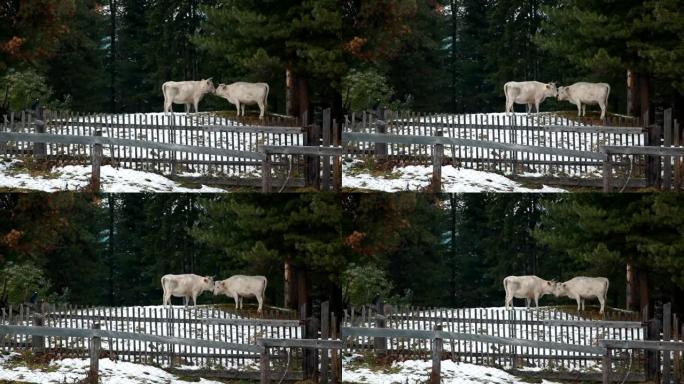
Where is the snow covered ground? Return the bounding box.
[0,159,227,192]
[343,160,567,192]
[343,356,563,384]
[0,354,223,384]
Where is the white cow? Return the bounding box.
[504,81,558,114]
[161,274,215,307]
[557,82,611,120]
[215,82,269,119]
[554,276,609,314]
[162,79,216,113]
[503,275,556,310]
[214,275,268,313]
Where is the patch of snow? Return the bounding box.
[343,358,563,384]
[0,357,224,384]
[344,160,566,192]
[0,160,227,192]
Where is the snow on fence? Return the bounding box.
[344,110,647,180]
[0,110,306,181]
[343,305,645,377]
[0,304,303,374]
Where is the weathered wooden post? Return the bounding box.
[169,114,177,177]
[262,150,272,193]
[330,312,342,384]
[432,130,444,192]
[602,346,612,384]
[31,312,45,354]
[33,106,47,162]
[602,149,612,193]
[88,323,101,384]
[322,109,332,192]
[320,301,330,384]
[332,120,342,193]
[91,129,103,193]
[431,324,443,384]
[375,109,388,161]
[663,109,673,191]
[260,345,270,384]
[663,303,673,384]
[301,303,312,380]
[374,299,387,358]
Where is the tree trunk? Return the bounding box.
[626,259,636,311]
[640,74,651,122]
[286,68,297,117]
[284,260,297,309]
[297,266,309,316]
[639,270,650,320]
[298,75,310,123]
[109,0,117,113]
[627,69,637,117]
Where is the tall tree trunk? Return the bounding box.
[450,0,458,112]
[298,76,310,123]
[284,260,297,309]
[297,266,309,316]
[640,74,651,122]
[626,259,636,311]
[639,270,650,320]
[109,0,117,113]
[286,67,297,117]
[627,69,637,117]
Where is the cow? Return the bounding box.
[161,274,215,307]
[504,81,558,114]
[554,276,609,314]
[162,79,216,113]
[503,275,556,310]
[213,275,268,313]
[215,82,269,119]
[557,82,611,120]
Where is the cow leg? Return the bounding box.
[194,100,200,114]
[600,103,607,120]
[235,103,241,116]
[598,296,605,314]
[258,102,265,119]
[577,103,582,117]
[257,295,263,313]
[233,294,239,310]
[582,104,587,117]
[241,105,246,117]
[239,297,243,310]
[575,296,581,312]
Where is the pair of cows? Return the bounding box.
[161,274,268,312]
[504,275,610,314]
[504,81,612,119]
[162,79,270,119]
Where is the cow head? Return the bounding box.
[213,280,226,295]
[557,86,570,101]
[541,280,557,295]
[202,78,216,95]
[553,281,568,297]
[203,276,215,291]
[545,83,558,98]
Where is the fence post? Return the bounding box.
[602,150,612,192]
[602,347,612,384]
[431,324,443,384]
[260,346,270,384]
[301,303,311,380]
[375,109,388,161]
[91,130,103,193]
[34,107,46,162]
[31,313,45,354]
[262,151,272,193]
[170,114,177,177]
[374,299,387,358]
[663,109,673,191]
[674,119,682,191]
[432,130,444,193]
[332,120,342,193]
[331,311,342,384]
[88,323,101,384]
[320,301,330,384]
[322,109,332,192]
[663,303,673,384]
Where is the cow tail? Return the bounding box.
[161,276,167,301]
[605,84,611,109]
[604,279,610,302]
[264,84,270,111]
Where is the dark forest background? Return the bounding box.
[1,1,683,120]
[1,193,683,317]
